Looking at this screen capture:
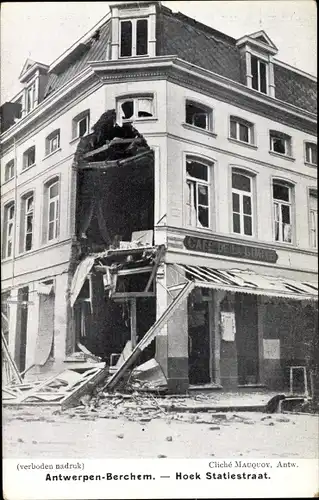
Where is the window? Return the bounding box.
[4,160,15,182]
[305,142,317,166]
[117,96,154,123]
[26,83,36,113]
[45,130,60,156]
[43,179,60,243]
[230,117,254,144]
[20,194,34,252]
[270,131,292,157]
[251,55,268,94]
[23,146,36,170]
[232,171,253,236]
[2,203,15,258]
[186,159,210,228]
[120,18,148,57]
[273,181,293,243]
[309,190,317,248]
[72,110,90,139]
[185,101,212,131]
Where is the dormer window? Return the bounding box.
[251,55,267,94]
[26,82,36,113]
[120,19,148,57]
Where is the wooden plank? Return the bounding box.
[95,265,153,276]
[78,150,153,170]
[2,330,23,384]
[130,298,137,349]
[144,245,165,292]
[60,365,109,409]
[111,292,156,298]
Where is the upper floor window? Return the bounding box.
[117,95,154,124]
[5,160,15,182]
[23,146,36,170]
[251,55,268,94]
[26,82,36,113]
[186,158,210,228]
[305,142,317,166]
[230,117,255,145]
[120,18,148,57]
[2,202,15,259]
[45,130,60,156]
[20,194,34,253]
[309,190,317,248]
[185,101,213,131]
[232,171,254,236]
[273,181,293,243]
[270,131,292,157]
[72,110,90,139]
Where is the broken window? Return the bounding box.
[230,116,254,144]
[23,146,35,170]
[20,193,34,252]
[117,96,154,123]
[186,159,210,228]
[120,18,148,57]
[2,202,15,258]
[232,171,254,236]
[270,131,292,156]
[273,181,293,243]
[305,142,317,166]
[45,129,60,156]
[185,101,212,130]
[72,110,90,139]
[251,55,268,94]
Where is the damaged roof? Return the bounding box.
[41,5,316,113]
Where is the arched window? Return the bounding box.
[45,129,60,156]
[231,169,255,236]
[186,157,211,228]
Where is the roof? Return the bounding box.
[34,5,317,114]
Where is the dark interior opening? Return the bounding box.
[235,294,259,385]
[188,289,210,385]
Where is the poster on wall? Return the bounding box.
[220,311,236,341]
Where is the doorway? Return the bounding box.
[235,294,259,385]
[188,288,212,385]
[15,286,29,374]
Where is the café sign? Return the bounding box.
[184,236,278,263]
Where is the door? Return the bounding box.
[188,289,211,385]
[235,294,259,385]
[15,287,29,374]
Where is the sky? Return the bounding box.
[1,1,317,103]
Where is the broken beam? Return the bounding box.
[81,138,139,159]
[77,150,153,170]
[95,265,153,276]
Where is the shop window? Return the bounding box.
[273,181,293,243]
[232,171,254,236]
[309,190,317,248]
[72,110,90,139]
[270,131,292,157]
[120,18,148,57]
[20,193,34,253]
[117,95,154,124]
[305,142,317,166]
[22,146,36,170]
[251,55,268,94]
[230,117,255,145]
[185,101,212,131]
[43,178,59,243]
[186,158,210,228]
[45,129,60,156]
[5,160,15,182]
[2,202,15,258]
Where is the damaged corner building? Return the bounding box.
[1,1,318,405]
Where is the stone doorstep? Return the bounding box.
[159,404,266,413]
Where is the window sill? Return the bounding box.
[269,151,295,162]
[119,54,150,60]
[21,163,36,173]
[2,177,15,186]
[43,147,62,161]
[133,117,158,124]
[304,161,317,168]
[182,122,217,138]
[228,137,257,150]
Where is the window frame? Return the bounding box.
[308,189,317,249]
[45,129,61,156]
[22,146,36,170]
[26,81,36,113]
[229,116,255,145]
[231,169,255,237]
[20,193,34,253]
[4,160,15,182]
[272,180,294,244]
[185,100,213,132]
[269,130,292,157]
[2,202,15,259]
[72,110,90,140]
[304,142,317,166]
[116,94,155,124]
[42,177,60,244]
[251,54,269,94]
[185,156,212,230]
[119,17,149,58]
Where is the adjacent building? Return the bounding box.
[1,1,317,393]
